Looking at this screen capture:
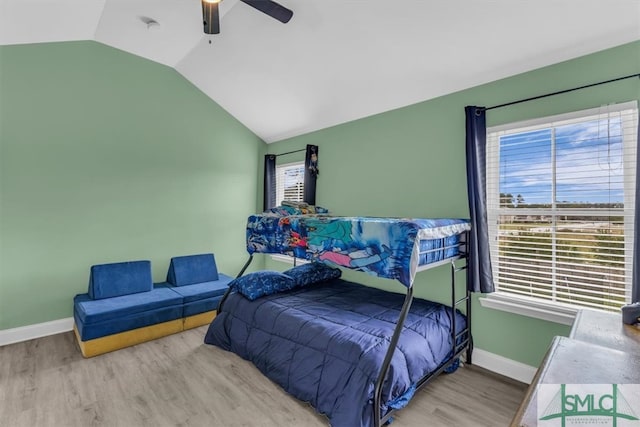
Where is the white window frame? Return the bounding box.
[480,101,638,324]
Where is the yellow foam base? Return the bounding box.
[74,319,184,358]
[183,310,217,330]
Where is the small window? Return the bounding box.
[276,161,305,206]
[486,102,638,312]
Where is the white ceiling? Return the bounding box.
[1,0,639,143]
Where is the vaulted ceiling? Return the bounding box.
[2,0,639,142]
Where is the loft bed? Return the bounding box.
[205,213,472,427]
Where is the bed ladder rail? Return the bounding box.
[451,257,471,361]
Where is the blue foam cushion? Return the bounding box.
[88,260,153,300]
[283,262,342,287]
[158,273,233,303]
[74,305,183,341]
[74,287,183,324]
[183,295,224,317]
[230,270,295,301]
[166,253,219,286]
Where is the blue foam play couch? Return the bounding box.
[73,254,233,357]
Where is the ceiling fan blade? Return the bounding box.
[202,1,220,34]
[240,0,293,24]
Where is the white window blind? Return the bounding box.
[487,102,638,312]
[276,161,305,206]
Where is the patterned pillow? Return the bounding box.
[230,270,295,301]
[283,262,342,287]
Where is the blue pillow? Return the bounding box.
[283,262,342,287]
[230,270,295,301]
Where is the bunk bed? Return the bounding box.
[205,213,472,427]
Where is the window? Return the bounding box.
[276,161,305,206]
[486,102,638,312]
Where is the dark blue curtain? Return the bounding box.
[303,145,318,205]
[633,120,640,302]
[465,106,495,293]
[263,155,276,211]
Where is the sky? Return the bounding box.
[283,164,305,187]
[499,116,627,206]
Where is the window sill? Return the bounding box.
[479,293,578,326]
[269,254,310,265]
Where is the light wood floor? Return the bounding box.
[0,326,527,426]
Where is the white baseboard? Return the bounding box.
[471,347,537,384]
[0,317,74,347]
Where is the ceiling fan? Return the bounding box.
[202,0,293,35]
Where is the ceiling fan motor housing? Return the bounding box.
[201,0,293,35]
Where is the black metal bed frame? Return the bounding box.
[373,231,471,426]
[216,230,472,427]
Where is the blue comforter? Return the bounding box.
[204,279,467,427]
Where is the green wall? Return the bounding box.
[266,40,640,367]
[1,39,638,368]
[0,41,265,330]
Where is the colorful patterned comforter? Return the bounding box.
[246,215,470,287]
